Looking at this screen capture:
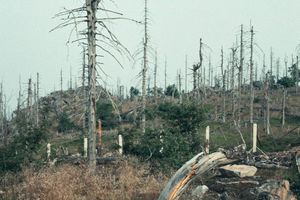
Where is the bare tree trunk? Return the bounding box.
[17,76,21,115]
[238,25,244,127]
[179,73,182,104]
[141,0,149,134]
[281,88,286,128]
[276,58,280,82]
[60,68,63,95]
[82,47,86,130]
[209,55,211,87]
[221,48,226,123]
[231,48,237,121]
[164,57,167,92]
[270,48,273,79]
[296,56,299,94]
[250,26,254,124]
[154,50,158,103]
[264,73,270,135]
[27,78,33,121]
[185,55,188,93]
[0,83,3,141]
[86,0,99,168]
[284,56,288,77]
[36,73,40,126]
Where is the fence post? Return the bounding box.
[205,126,210,154]
[84,137,88,158]
[253,123,257,153]
[47,143,51,159]
[118,134,123,155]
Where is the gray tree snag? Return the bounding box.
[36,73,40,126]
[165,56,167,92]
[239,25,244,94]
[231,47,237,121]
[250,26,254,124]
[276,58,280,82]
[285,56,288,77]
[221,47,226,123]
[86,0,99,167]
[17,76,22,115]
[296,56,299,94]
[27,78,33,121]
[82,47,87,130]
[238,25,244,126]
[141,0,149,134]
[154,49,158,103]
[208,54,212,87]
[185,55,188,92]
[281,88,286,128]
[60,68,63,95]
[178,72,182,104]
[0,83,3,140]
[264,73,270,135]
[270,47,273,78]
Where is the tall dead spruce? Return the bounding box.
[53,0,132,168]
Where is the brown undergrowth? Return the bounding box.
[0,159,167,200]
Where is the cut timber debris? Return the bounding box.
[157,152,233,200]
[219,164,257,178]
[296,151,300,173]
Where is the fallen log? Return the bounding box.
[157,152,233,200]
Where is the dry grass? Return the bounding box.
[0,160,167,200]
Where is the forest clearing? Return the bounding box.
[0,1,300,200]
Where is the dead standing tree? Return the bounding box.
[249,26,254,124]
[220,47,226,123]
[237,24,244,127]
[53,0,134,168]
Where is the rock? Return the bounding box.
[192,185,209,199]
[258,180,297,200]
[219,164,257,178]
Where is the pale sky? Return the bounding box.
[1,0,300,112]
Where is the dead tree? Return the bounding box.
[281,88,286,128]
[154,50,158,102]
[296,56,299,94]
[36,73,40,126]
[27,78,33,121]
[0,83,3,141]
[179,73,182,104]
[276,58,280,82]
[270,48,273,78]
[165,56,167,91]
[185,55,188,92]
[17,76,22,115]
[208,55,212,87]
[231,47,237,121]
[82,47,87,130]
[284,56,288,77]
[221,48,226,123]
[53,0,136,167]
[250,26,254,124]
[60,68,63,94]
[141,0,149,134]
[264,73,270,135]
[237,25,244,126]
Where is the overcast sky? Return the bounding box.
[1,0,300,112]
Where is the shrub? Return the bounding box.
[123,102,206,169]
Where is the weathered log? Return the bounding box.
[157,152,233,200]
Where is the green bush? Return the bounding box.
[58,112,77,133]
[96,100,118,129]
[0,123,49,172]
[123,102,206,169]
